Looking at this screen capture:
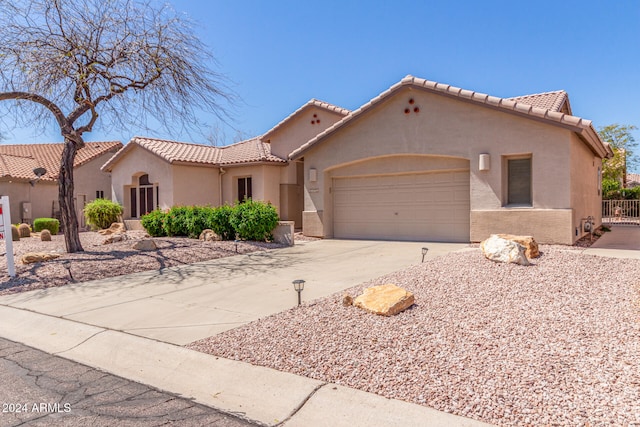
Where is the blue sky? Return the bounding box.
[4,0,640,168]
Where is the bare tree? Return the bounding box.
[0,0,232,252]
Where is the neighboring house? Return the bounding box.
[291,76,611,245]
[626,173,640,188]
[0,141,123,227]
[103,75,611,245]
[101,100,349,227]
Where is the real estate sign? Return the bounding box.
[0,196,16,277]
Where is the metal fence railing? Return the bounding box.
[602,199,640,225]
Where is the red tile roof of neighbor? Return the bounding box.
[627,173,640,185]
[290,75,612,160]
[0,141,123,182]
[101,136,287,171]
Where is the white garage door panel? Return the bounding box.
[333,171,470,242]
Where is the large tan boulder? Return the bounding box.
[98,222,126,235]
[353,284,415,316]
[102,232,129,245]
[21,252,61,264]
[132,239,157,251]
[497,234,539,258]
[199,229,220,242]
[481,235,530,266]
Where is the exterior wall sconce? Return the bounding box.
[479,154,491,171]
[292,279,305,306]
[421,247,429,263]
[309,168,317,182]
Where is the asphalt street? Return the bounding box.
[0,337,258,427]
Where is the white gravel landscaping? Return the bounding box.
[187,246,640,426]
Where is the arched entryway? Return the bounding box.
[130,174,158,218]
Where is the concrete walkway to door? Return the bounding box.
[0,239,467,346]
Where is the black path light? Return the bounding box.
[422,247,429,263]
[61,259,74,281]
[292,279,305,306]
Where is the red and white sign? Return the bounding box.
[1,197,15,276]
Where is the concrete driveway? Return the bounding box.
[583,224,640,259]
[0,239,468,345]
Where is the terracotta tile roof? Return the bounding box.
[219,137,286,165]
[506,90,572,115]
[261,99,350,140]
[102,136,287,171]
[0,141,122,182]
[290,75,612,160]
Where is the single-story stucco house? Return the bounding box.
[0,141,122,227]
[103,75,612,244]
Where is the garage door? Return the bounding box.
[333,170,470,242]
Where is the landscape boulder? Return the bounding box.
[132,239,157,251]
[98,222,126,235]
[481,235,530,266]
[353,284,415,316]
[102,232,129,245]
[497,234,539,258]
[199,229,220,242]
[21,252,61,264]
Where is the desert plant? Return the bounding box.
[184,205,214,239]
[141,209,167,237]
[163,206,191,236]
[18,223,31,237]
[34,218,60,235]
[209,204,236,240]
[84,198,123,230]
[40,229,52,241]
[229,199,279,241]
[11,225,20,241]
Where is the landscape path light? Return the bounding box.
[422,247,429,263]
[61,259,74,281]
[292,279,305,306]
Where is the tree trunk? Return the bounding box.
[58,137,84,252]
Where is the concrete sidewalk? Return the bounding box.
[0,239,491,427]
[583,224,640,259]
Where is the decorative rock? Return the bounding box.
[342,294,353,306]
[353,284,415,316]
[40,229,52,241]
[102,232,129,244]
[497,234,539,258]
[98,222,126,235]
[199,229,220,242]
[481,235,530,266]
[132,239,157,251]
[21,252,60,264]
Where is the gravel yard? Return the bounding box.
[0,231,283,295]
[188,246,640,426]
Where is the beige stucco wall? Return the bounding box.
[301,87,594,244]
[570,133,603,238]
[172,164,219,206]
[75,153,117,203]
[221,164,282,210]
[268,106,345,161]
[0,181,56,225]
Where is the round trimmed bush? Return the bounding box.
[229,200,279,241]
[84,198,123,230]
[209,204,236,240]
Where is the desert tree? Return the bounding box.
[598,124,638,185]
[0,0,232,252]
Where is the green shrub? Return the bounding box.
[209,204,236,240]
[163,206,191,236]
[184,206,214,239]
[84,198,123,229]
[229,199,279,241]
[141,209,167,237]
[34,218,59,235]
